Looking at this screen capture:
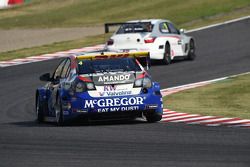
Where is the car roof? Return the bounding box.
[126,19,170,24]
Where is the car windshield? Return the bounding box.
[77,57,142,74]
[117,22,153,34]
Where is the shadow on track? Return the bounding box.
[8,119,147,127]
[150,58,193,66]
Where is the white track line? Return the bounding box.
[187,15,250,33]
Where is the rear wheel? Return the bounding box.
[55,97,64,126]
[163,43,171,65]
[36,95,44,123]
[145,112,162,123]
[187,39,196,60]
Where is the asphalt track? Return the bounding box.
[0,18,250,167]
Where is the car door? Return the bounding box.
[158,22,183,56]
[47,59,68,116]
[167,22,188,55]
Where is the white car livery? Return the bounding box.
[105,19,196,64]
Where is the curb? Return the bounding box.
[0,44,104,67]
[162,109,250,128]
[160,73,250,128]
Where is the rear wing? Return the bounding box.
[104,22,151,33]
[104,22,125,33]
[77,51,149,60]
[77,51,151,69]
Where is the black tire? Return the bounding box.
[163,43,171,65]
[55,96,64,126]
[187,39,196,60]
[145,112,162,123]
[36,95,44,123]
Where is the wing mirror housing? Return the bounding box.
[39,73,52,82]
[179,28,186,34]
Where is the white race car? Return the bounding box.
[105,19,196,64]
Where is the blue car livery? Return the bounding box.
[36,51,163,125]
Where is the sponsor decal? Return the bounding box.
[99,91,132,97]
[98,74,131,82]
[99,85,132,96]
[84,97,144,109]
[97,106,140,113]
[93,73,134,85]
[104,85,117,91]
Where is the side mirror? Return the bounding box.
[179,28,186,34]
[39,73,51,82]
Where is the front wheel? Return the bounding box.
[187,39,196,60]
[163,43,171,65]
[145,112,162,123]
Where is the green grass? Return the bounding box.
[0,0,250,29]
[163,74,250,119]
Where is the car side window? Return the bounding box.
[167,22,179,34]
[159,22,170,33]
[61,59,71,78]
[53,59,66,80]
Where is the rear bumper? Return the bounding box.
[61,88,163,121]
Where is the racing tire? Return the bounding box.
[145,112,162,123]
[55,97,64,126]
[163,43,171,65]
[187,39,196,60]
[36,95,44,123]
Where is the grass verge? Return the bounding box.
[163,73,250,119]
[0,0,250,29]
[0,34,109,61]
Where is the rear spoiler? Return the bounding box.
[104,23,125,33]
[77,51,149,60]
[77,51,151,69]
[104,22,151,33]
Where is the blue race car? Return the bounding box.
[36,51,163,125]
